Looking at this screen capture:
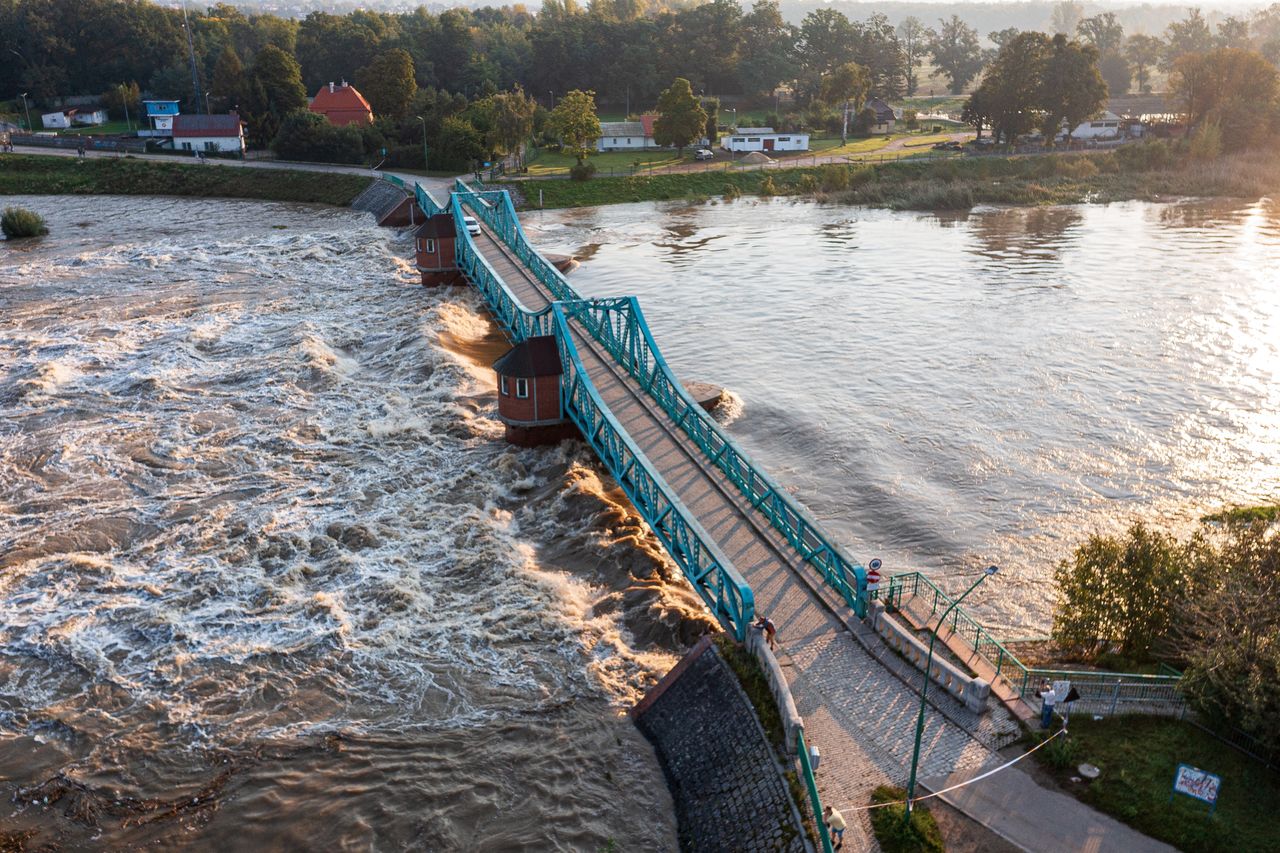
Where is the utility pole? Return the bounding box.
[121,87,132,132]
[904,565,999,822]
[417,116,429,173]
[181,0,202,113]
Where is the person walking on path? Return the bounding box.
[753,614,777,650]
[1037,678,1057,729]
[824,805,846,850]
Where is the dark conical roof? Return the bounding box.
[493,335,562,378]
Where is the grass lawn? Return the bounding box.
[1032,715,1279,852]
[54,120,135,136]
[524,147,695,176]
[0,154,371,206]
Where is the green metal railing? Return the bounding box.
[454,182,870,617]
[796,729,834,853]
[443,187,755,640]
[885,571,1030,694]
[884,571,1185,711]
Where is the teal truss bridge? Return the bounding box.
[415,179,875,646]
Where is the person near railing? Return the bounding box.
[753,614,777,650]
[1037,678,1058,729]
[823,805,846,850]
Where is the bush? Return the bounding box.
[1114,140,1172,172]
[1052,522,1189,661]
[1034,731,1081,769]
[820,164,850,191]
[722,183,742,200]
[1189,122,1223,162]
[272,110,365,164]
[1,206,48,238]
[797,173,819,193]
[867,786,944,853]
[569,159,597,181]
[759,175,777,196]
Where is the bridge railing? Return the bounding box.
[884,571,1185,712]
[443,187,756,640]
[454,185,869,616]
[415,182,444,217]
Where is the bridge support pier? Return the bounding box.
[414,214,464,287]
[494,335,576,447]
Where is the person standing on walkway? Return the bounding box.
[1037,678,1057,729]
[823,805,846,850]
[753,615,777,650]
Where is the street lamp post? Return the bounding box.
[204,91,211,115]
[18,92,31,132]
[416,116,428,173]
[903,564,999,821]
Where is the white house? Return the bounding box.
[41,110,73,129]
[596,116,660,151]
[71,109,107,126]
[720,127,809,153]
[1066,110,1123,140]
[172,113,245,154]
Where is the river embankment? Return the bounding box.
[0,154,370,206]
[501,145,1280,212]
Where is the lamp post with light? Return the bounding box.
[903,564,999,821]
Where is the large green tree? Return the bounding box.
[653,77,707,155]
[358,48,417,119]
[211,45,247,112]
[969,31,1051,143]
[1173,47,1280,150]
[820,62,871,143]
[1125,34,1164,93]
[737,0,798,99]
[896,16,929,96]
[1039,34,1108,142]
[474,85,537,166]
[548,88,601,163]
[1076,12,1124,53]
[1162,8,1214,71]
[928,16,985,94]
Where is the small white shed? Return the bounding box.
[41,110,72,129]
[1067,110,1123,140]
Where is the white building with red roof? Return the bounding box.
[172,113,246,154]
[309,81,374,127]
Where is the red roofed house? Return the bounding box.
[310,81,374,127]
[172,113,246,154]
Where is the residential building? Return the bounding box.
[720,127,809,153]
[40,110,74,129]
[866,97,896,135]
[596,120,657,151]
[172,113,245,153]
[309,81,373,126]
[71,109,107,126]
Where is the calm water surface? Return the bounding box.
[524,197,1280,630]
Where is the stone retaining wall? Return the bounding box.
[633,639,809,852]
[869,600,991,714]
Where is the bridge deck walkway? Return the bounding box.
[470,223,1004,846]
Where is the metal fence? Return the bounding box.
[884,571,1186,715]
[12,132,147,154]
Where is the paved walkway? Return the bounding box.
[921,765,1177,853]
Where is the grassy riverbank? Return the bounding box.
[1030,716,1278,853]
[501,146,1280,211]
[0,155,371,206]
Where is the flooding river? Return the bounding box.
[523,196,1280,631]
[3,191,1277,848]
[0,195,700,850]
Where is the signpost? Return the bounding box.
[866,558,882,599]
[1170,764,1221,815]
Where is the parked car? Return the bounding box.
[463,215,481,236]
[694,148,714,160]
